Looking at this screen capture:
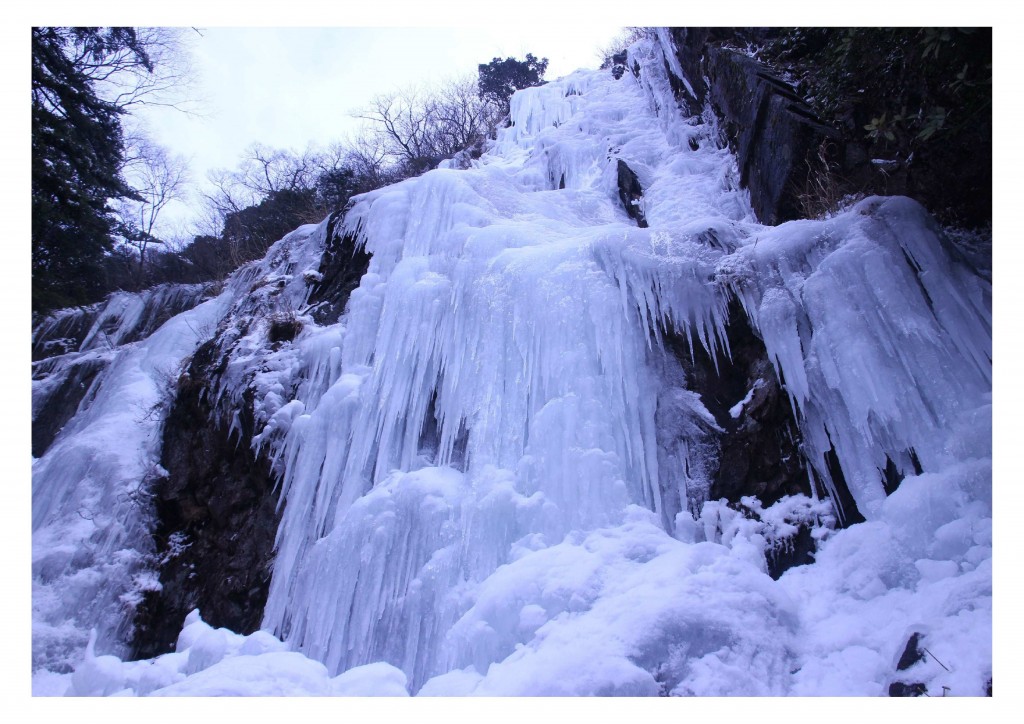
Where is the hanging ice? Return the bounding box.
[32,34,991,696]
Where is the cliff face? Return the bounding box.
[130,215,372,659]
[660,28,992,234]
[32,32,992,697]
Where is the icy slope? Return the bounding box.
[31,227,328,672]
[33,35,991,696]
[32,291,232,670]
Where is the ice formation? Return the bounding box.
[31,35,992,696]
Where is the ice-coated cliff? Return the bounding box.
[31,35,991,697]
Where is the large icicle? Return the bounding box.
[722,197,991,517]
[257,35,989,693]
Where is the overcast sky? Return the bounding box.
[135,26,622,234]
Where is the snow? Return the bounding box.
[45,611,410,696]
[728,379,764,419]
[32,33,991,697]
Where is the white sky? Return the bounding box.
[135,26,621,233]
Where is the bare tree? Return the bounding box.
[115,137,191,283]
[355,87,433,170]
[354,75,498,176]
[429,76,503,155]
[335,134,396,192]
[595,27,651,68]
[203,143,321,206]
[70,27,202,115]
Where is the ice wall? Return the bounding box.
[253,37,990,692]
[33,34,991,696]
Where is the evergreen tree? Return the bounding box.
[477,53,549,115]
[32,28,148,313]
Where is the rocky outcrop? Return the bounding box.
[616,160,648,228]
[666,302,810,509]
[662,29,837,226]
[703,47,838,226]
[31,283,217,457]
[130,334,282,659]
[660,28,991,231]
[888,632,928,696]
[31,353,110,457]
[32,283,215,362]
[660,298,869,575]
[306,210,372,326]
[130,221,373,658]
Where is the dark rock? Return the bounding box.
[31,307,97,362]
[611,50,627,80]
[896,632,927,671]
[616,159,648,228]
[665,28,771,107]
[130,337,283,659]
[306,210,372,326]
[888,631,928,696]
[765,524,816,580]
[665,300,810,509]
[881,450,923,498]
[701,47,839,225]
[32,283,216,362]
[881,455,903,496]
[268,313,303,344]
[662,28,991,229]
[889,681,928,697]
[130,211,377,657]
[822,441,867,527]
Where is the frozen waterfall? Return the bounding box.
[32,36,992,697]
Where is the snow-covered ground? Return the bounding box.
[32,35,991,696]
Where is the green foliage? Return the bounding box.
[759,27,991,225]
[761,28,990,152]
[477,53,549,113]
[32,27,147,312]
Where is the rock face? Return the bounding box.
[31,283,216,457]
[660,28,991,232]
[130,336,282,659]
[31,353,110,457]
[306,210,373,326]
[702,47,838,226]
[129,221,373,658]
[666,302,810,508]
[32,283,215,362]
[616,160,648,228]
[663,29,837,226]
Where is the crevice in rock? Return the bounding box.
[664,301,811,509]
[821,439,867,527]
[129,337,282,659]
